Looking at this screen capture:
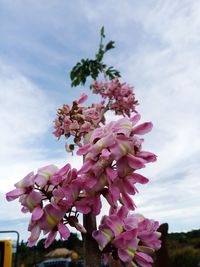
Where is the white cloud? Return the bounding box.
[0,62,55,189]
[103,0,200,231]
[135,163,200,227]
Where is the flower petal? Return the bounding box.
[118,248,134,263]
[129,173,149,184]
[77,144,91,156]
[132,122,153,135]
[6,188,25,201]
[124,177,138,195]
[127,154,146,169]
[92,228,114,250]
[44,231,57,248]
[121,193,136,210]
[58,223,70,239]
[78,160,93,174]
[135,252,153,267]
[32,207,44,221]
[106,167,117,182]
[28,224,41,247]
[78,93,88,104]
[136,151,157,163]
[130,113,141,125]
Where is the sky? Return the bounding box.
[0,0,200,242]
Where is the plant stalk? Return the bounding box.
[83,213,101,267]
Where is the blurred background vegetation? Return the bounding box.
[17,229,200,267]
[167,229,200,267]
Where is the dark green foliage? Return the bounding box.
[70,27,120,87]
[36,233,82,252]
[170,247,200,267]
[168,230,200,267]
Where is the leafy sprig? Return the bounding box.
[70,26,121,87]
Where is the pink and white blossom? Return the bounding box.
[93,208,161,267]
[6,74,161,266]
[77,116,156,211]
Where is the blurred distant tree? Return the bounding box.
[36,233,82,252]
[170,247,200,267]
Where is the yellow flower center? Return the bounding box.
[127,247,135,257]
[115,223,123,233]
[27,199,34,210]
[47,214,58,226]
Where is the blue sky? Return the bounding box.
[0,0,200,242]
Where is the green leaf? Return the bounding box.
[70,70,75,80]
[105,41,115,52]
[100,26,105,38]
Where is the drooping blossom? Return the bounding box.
[75,193,102,215]
[6,163,86,247]
[6,172,35,201]
[92,206,161,267]
[77,114,156,211]
[92,79,138,117]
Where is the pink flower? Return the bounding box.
[19,190,43,213]
[50,163,71,185]
[78,93,88,104]
[75,193,102,215]
[42,221,70,248]
[39,204,66,232]
[6,188,26,201]
[35,165,58,188]
[6,172,35,201]
[28,223,41,247]
[6,162,85,247]
[112,229,139,262]
[92,79,138,117]
[15,172,35,188]
[31,206,44,221]
[137,218,161,251]
[44,231,57,248]
[92,227,114,250]
[58,223,71,240]
[77,116,156,210]
[93,208,161,266]
[53,97,106,147]
[135,252,153,267]
[6,73,160,259]
[80,121,91,133]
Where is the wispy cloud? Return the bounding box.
[0,62,55,189]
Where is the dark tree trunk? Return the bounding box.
[155,223,170,267]
[83,213,101,267]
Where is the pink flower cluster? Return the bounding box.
[53,93,106,150]
[77,114,156,211]
[92,79,138,117]
[6,74,161,266]
[93,206,161,267]
[6,164,86,247]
